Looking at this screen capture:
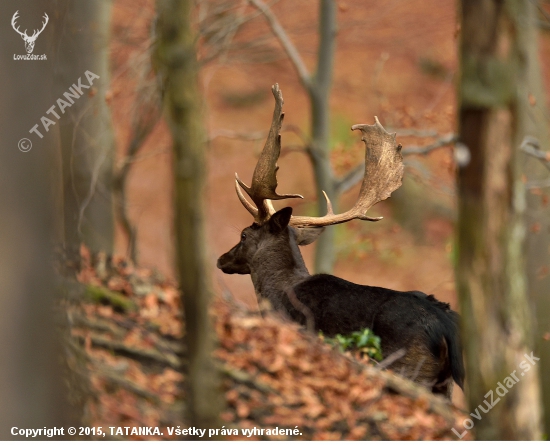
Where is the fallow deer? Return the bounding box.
[217,84,464,398]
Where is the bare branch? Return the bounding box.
[386,128,440,137]
[521,136,550,171]
[526,178,550,189]
[335,163,364,195]
[208,128,266,141]
[113,64,162,263]
[249,0,312,90]
[401,133,457,155]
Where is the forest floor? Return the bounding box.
[62,246,469,440]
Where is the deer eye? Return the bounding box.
[241,233,247,241]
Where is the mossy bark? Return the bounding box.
[456,0,543,439]
[154,0,222,433]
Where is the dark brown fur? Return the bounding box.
[218,207,464,398]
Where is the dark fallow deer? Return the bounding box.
[217,84,464,398]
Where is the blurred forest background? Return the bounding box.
[1,0,550,440]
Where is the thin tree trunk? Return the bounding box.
[456,0,543,439]
[522,0,550,435]
[55,0,115,256]
[154,0,222,433]
[310,0,337,274]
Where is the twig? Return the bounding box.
[248,0,313,90]
[372,52,390,117]
[401,133,457,155]
[387,128,440,138]
[219,364,276,393]
[375,348,407,370]
[286,288,315,333]
[113,71,162,263]
[208,128,266,141]
[335,342,459,425]
[335,163,364,195]
[526,178,550,189]
[521,136,550,171]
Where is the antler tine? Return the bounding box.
[289,117,403,228]
[235,84,303,223]
[235,175,258,218]
[11,11,26,37]
[37,13,49,35]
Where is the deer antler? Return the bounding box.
[11,11,26,38]
[11,11,48,40]
[31,13,49,39]
[289,118,404,227]
[235,84,303,223]
[235,85,404,227]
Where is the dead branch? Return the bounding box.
[249,0,312,90]
[375,348,407,370]
[73,332,182,369]
[401,133,457,155]
[526,178,550,189]
[285,288,315,332]
[95,365,164,403]
[386,128,440,138]
[208,128,266,141]
[219,363,277,393]
[521,136,550,171]
[337,344,459,425]
[113,63,162,263]
[198,0,253,65]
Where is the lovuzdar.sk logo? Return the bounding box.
[12,10,48,61]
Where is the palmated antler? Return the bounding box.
[290,118,404,227]
[235,84,303,223]
[235,85,404,227]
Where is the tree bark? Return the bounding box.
[456,0,543,439]
[55,1,115,256]
[0,0,74,435]
[522,0,550,435]
[310,0,337,274]
[154,0,223,433]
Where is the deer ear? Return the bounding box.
[294,227,325,245]
[268,207,293,234]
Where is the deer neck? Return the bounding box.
[249,231,310,311]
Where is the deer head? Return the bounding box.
[12,11,49,54]
[218,83,404,276]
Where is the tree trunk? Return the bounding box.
[55,1,115,256]
[522,1,550,435]
[456,0,543,439]
[311,0,337,274]
[154,0,223,433]
[0,0,74,435]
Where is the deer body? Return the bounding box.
[218,209,464,397]
[218,84,464,398]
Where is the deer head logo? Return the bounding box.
[11,11,49,54]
